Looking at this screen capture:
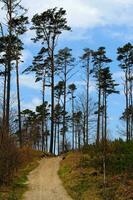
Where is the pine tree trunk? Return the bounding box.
[16,58,22,147]
[63,66,67,152]
[102,94,104,141]
[50,49,55,153]
[57,119,60,155]
[83,113,86,145]
[2,67,7,129]
[97,87,101,144]
[104,92,107,141]
[42,77,45,151]
[1,25,6,133]
[54,123,57,155]
[86,59,90,144]
[78,127,81,150]
[72,93,75,150]
[125,70,129,141]
[6,0,12,133]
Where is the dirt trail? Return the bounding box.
[23,157,72,200]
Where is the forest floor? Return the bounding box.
[23,157,72,200]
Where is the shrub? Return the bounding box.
[0,135,20,185]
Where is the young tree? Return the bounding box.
[54,103,63,155]
[31,8,71,153]
[36,102,50,151]
[73,111,82,149]
[21,109,39,146]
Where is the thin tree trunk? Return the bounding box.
[0,24,7,131]
[125,70,129,141]
[75,125,77,149]
[42,77,45,151]
[97,87,101,144]
[72,93,75,149]
[45,123,48,152]
[1,68,7,144]
[63,66,67,152]
[78,127,81,150]
[57,120,60,155]
[102,93,104,141]
[129,67,133,140]
[54,123,57,155]
[50,49,55,153]
[83,113,86,145]
[86,58,90,144]
[3,67,7,128]
[6,0,12,133]
[104,92,107,141]
[16,58,22,147]
[131,77,133,138]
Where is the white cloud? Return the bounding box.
[108,30,133,42]
[19,74,51,101]
[22,29,37,46]
[22,97,42,111]
[20,0,103,28]
[19,74,41,90]
[20,0,133,29]
[1,0,133,29]
[21,0,133,43]
[21,49,33,63]
[60,28,92,41]
[1,0,133,42]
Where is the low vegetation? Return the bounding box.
[0,140,46,200]
[59,140,133,200]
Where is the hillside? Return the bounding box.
[59,140,133,200]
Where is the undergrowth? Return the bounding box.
[59,140,133,200]
[0,147,46,200]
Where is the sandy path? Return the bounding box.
[23,157,72,200]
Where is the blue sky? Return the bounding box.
[1,0,133,138]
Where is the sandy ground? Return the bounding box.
[23,157,72,200]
